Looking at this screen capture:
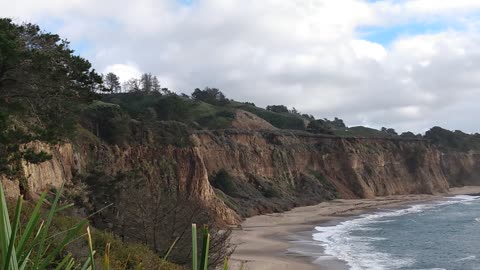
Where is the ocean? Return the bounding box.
[312,195,480,270]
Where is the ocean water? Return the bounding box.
[313,195,480,270]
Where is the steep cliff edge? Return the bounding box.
[3,129,480,225]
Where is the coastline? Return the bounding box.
[229,186,480,270]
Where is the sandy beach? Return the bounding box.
[229,186,480,270]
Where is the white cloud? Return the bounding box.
[103,63,142,83]
[3,0,480,132]
[351,39,387,62]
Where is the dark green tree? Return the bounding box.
[381,127,398,136]
[266,105,289,113]
[191,87,228,105]
[0,18,102,178]
[103,72,121,93]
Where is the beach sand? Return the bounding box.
[229,186,480,270]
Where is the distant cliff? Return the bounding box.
[3,127,480,225]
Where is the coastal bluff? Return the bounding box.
[2,128,479,224]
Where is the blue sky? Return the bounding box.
[358,20,462,46]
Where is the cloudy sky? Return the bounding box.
[2,0,480,133]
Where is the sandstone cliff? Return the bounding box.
[3,128,480,225]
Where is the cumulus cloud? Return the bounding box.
[2,0,480,133]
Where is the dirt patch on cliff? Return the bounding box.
[230,110,277,131]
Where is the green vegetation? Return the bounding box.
[233,103,306,130]
[81,101,131,145]
[0,182,89,269]
[333,126,398,138]
[0,18,102,177]
[101,93,236,130]
[210,170,237,196]
[424,126,480,151]
[191,224,243,270]
[191,87,228,106]
[92,231,182,270]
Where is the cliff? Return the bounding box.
[2,128,480,225]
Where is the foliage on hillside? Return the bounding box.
[231,102,307,130]
[424,126,480,151]
[0,18,102,178]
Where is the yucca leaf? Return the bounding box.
[104,243,110,270]
[40,219,88,269]
[17,192,46,262]
[223,256,229,270]
[34,182,65,267]
[192,224,197,270]
[54,253,73,270]
[54,203,75,213]
[0,182,18,270]
[199,225,210,270]
[86,226,96,270]
[80,253,95,270]
[4,196,22,270]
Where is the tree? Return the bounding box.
[307,119,334,135]
[331,117,346,129]
[381,127,398,136]
[140,73,153,93]
[152,75,161,92]
[266,105,289,113]
[103,72,121,93]
[302,114,315,120]
[191,87,228,105]
[400,131,418,138]
[123,78,141,92]
[0,18,102,178]
[89,168,233,268]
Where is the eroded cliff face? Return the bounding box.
[0,142,75,200]
[3,129,480,224]
[194,131,451,197]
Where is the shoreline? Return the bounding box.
[229,186,480,270]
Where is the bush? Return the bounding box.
[211,169,237,196]
[81,101,132,144]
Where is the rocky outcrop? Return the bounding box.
[1,142,75,199]
[3,129,480,223]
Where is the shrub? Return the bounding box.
[211,170,237,196]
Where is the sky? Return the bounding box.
[2,0,480,133]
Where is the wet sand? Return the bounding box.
[229,186,480,270]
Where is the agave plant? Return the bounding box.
[0,182,90,270]
[191,224,244,270]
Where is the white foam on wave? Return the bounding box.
[455,255,476,261]
[312,195,480,270]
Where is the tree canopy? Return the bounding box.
[266,105,289,113]
[191,87,228,105]
[0,18,102,177]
